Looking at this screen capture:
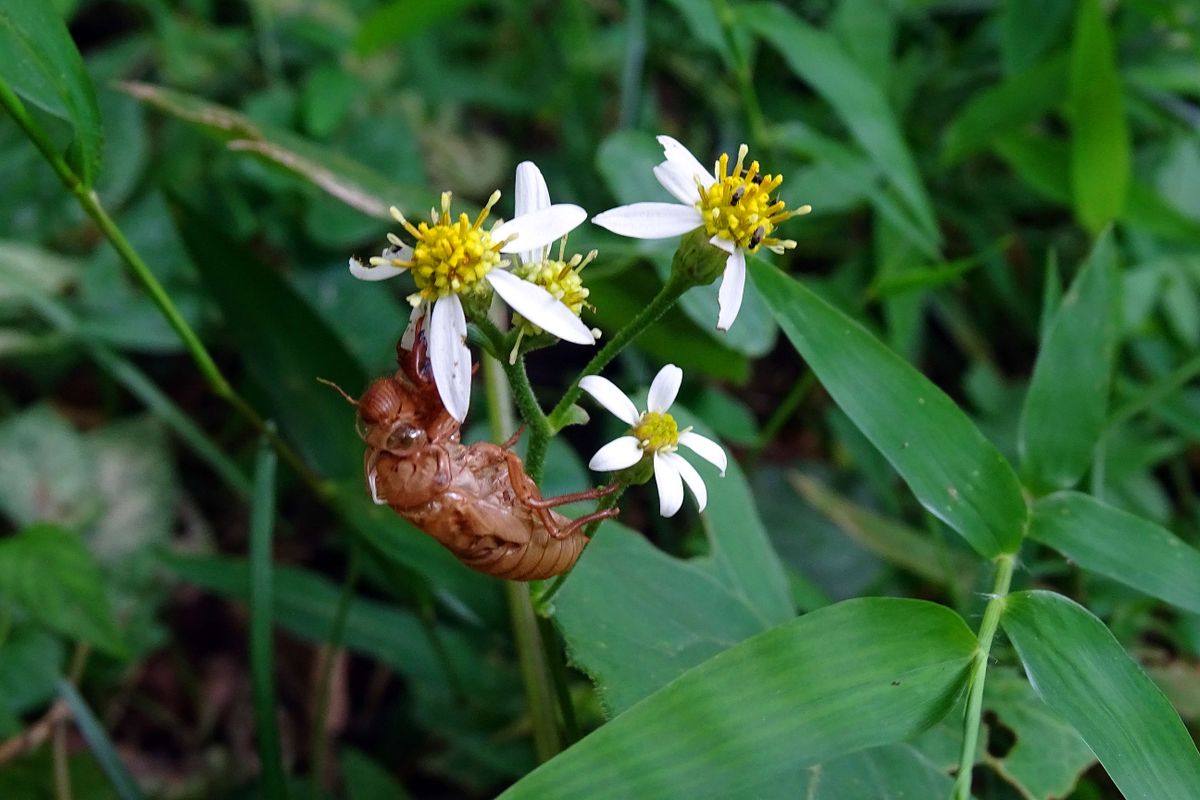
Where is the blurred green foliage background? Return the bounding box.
[2,0,1200,797]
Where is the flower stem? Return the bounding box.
[953,553,1015,799]
[541,274,689,467]
[481,330,563,762]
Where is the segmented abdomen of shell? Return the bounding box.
[459,512,584,580]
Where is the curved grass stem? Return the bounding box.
[0,76,321,495]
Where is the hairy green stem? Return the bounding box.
[953,553,1015,799]
[481,338,563,762]
[541,275,689,465]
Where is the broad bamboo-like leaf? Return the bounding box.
[750,258,1027,556]
[1002,590,1200,797]
[983,669,1095,799]
[1031,491,1200,614]
[0,524,125,656]
[1069,0,1129,233]
[553,406,793,714]
[744,3,939,248]
[0,1,103,185]
[504,599,975,799]
[1018,230,1119,491]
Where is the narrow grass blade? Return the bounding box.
[250,428,287,798]
[57,680,144,800]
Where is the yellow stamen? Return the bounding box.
[632,411,680,454]
[390,192,507,301]
[695,144,808,253]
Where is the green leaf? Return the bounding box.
[787,742,956,798]
[750,258,1027,557]
[993,131,1200,243]
[1069,0,1130,233]
[0,524,125,656]
[163,554,510,696]
[1002,590,1200,797]
[552,406,792,714]
[1031,491,1200,615]
[999,0,1074,74]
[0,625,65,726]
[746,3,939,249]
[123,81,426,219]
[788,472,976,591]
[342,748,413,800]
[943,55,1068,164]
[983,669,1095,799]
[507,598,973,799]
[1018,230,1119,491]
[172,202,366,479]
[248,434,285,799]
[355,0,481,54]
[0,0,103,185]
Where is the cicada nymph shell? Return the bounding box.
[343,337,618,580]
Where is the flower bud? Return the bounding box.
[670,227,729,288]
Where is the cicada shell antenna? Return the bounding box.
[317,377,358,406]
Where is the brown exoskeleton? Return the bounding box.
[334,337,619,581]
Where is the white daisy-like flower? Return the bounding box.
[349,171,595,422]
[592,136,811,331]
[581,364,727,518]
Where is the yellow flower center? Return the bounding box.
[633,411,679,454]
[695,144,810,254]
[379,191,507,301]
[512,248,596,336]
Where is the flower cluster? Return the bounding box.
[581,364,726,517]
[350,137,804,515]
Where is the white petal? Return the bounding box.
[400,301,428,350]
[709,234,735,254]
[657,134,715,185]
[514,160,552,216]
[653,162,702,205]
[486,269,595,345]
[647,364,682,413]
[515,161,553,264]
[589,436,644,472]
[663,452,707,512]
[653,452,684,517]
[592,203,703,239]
[679,431,727,475]
[495,204,586,253]
[716,248,746,331]
[429,294,472,422]
[579,375,640,426]
[382,243,414,261]
[349,257,405,281]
